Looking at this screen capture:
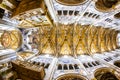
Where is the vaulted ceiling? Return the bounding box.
[0,0,120,55]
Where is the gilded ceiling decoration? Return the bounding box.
[55,0,88,6]
[74,25,88,55]
[11,0,53,28]
[12,0,46,17]
[58,25,73,55]
[0,0,120,80]
[40,26,56,54]
[106,29,114,50]
[0,30,22,50]
[102,0,118,8]
[95,0,119,12]
[94,67,119,80]
[56,73,87,80]
[27,25,119,55]
[17,51,34,60]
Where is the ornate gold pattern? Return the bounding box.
[94,67,119,80]
[56,0,88,6]
[40,26,56,54]
[95,0,119,12]
[29,25,118,55]
[17,51,34,59]
[56,73,87,80]
[1,30,22,50]
[11,0,53,28]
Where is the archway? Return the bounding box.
[114,60,120,67]
[94,67,119,80]
[56,73,87,80]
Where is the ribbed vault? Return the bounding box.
[27,25,119,56]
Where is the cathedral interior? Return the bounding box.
[0,0,120,80]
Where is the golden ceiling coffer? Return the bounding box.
[95,0,119,12]
[31,25,119,55]
[55,0,88,6]
[11,0,53,28]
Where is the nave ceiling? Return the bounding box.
[0,0,120,80]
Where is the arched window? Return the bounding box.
[58,64,62,70]
[83,63,88,68]
[88,62,92,67]
[57,10,62,15]
[92,62,97,66]
[44,63,50,68]
[95,61,100,65]
[40,63,45,67]
[69,11,73,15]
[63,64,68,70]
[69,64,73,70]
[74,64,79,69]
[36,62,40,65]
[63,10,67,15]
